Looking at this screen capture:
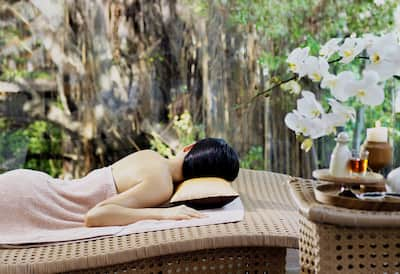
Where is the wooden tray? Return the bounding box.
[312,168,385,186]
[314,184,400,211]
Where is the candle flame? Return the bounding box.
[375,120,381,127]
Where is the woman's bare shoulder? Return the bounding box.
[112,150,163,167]
[111,149,171,192]
[131,150,168,169]
[135,149,164,158]
[135,151,172,185]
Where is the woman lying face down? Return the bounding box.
[85,138,240,227]
[0,137,239,230]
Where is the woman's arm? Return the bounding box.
[84,204,204,227]
[84,172,204,227]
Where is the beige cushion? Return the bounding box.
[169,177,239,209]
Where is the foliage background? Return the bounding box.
[0,0,399,177]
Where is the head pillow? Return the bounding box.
[169,177,239,209]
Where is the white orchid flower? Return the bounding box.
[321,73,338,90]
[284,111,304,134]
[281,80,302,95]
[366,32,400,80]
[287,47,310,78]
[320,113,346,135]
[318,101,355,136]
[302,117,326,139]
[395,6,400,38]
[284,111,325,139]
[297,90,325,118]
[349,70,384,106]
[328,99,356,122]
[339,37,366,63]
[304,56,329,82]
[320,38,342,59]
[363,33,379,49]
[326,71,357,102]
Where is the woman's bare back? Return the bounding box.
[111,150,172,194]
[84,149,204,227]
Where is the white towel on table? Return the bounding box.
[116,197,244,236]
[0,198,244,246]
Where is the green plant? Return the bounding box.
[173,110,205,146]
[150,110,205,158]
[0,68,52,81]
[0,120,63,176]
[240,146,264,170]
[0,129,29,172]
[22,121,63,177]
[149,131,174,158]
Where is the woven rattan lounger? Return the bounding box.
[0,169,299,274]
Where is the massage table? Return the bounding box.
[0,169,299,274]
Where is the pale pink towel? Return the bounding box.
[0,168,245,246]
[0,167,121,244]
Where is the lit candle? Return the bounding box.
[366,121,388,143]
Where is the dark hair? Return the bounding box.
[182,138,239,181]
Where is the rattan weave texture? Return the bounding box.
[288,178,400,273]
[0,169,299,274]
[69,246,286,274]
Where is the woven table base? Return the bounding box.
[288,178,400,274]
[67,246,286,274]
[300,215,400,273]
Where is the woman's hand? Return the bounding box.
[159,205,207,220]
[85,204,207,227]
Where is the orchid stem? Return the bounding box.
[255,76,297,98]
[233,75,297,110]
[328,57,342,64]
